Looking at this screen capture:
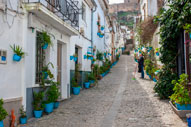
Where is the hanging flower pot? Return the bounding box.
[153,78,157,82]
[74,57,78,62]
[70,56,74,60]
[42,43,48,49]
[97,32,101,36]
[101,26,104,31]
[189,33,191,39]
[84,55,87,59]
[13,54,21,62]
[1,56,6,61]
[42,71,48,79]
[97,21,100,26]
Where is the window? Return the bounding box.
[35,32,45,84]
[82,3,86,21]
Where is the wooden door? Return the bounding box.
[57,43,62,85]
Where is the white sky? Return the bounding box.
[109,0,124,4]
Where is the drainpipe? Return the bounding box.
[91,0,97,54]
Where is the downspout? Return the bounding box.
[91,0,97,53]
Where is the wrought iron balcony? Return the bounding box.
[26,0,79,29]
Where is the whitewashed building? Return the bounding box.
[0,0,80,124]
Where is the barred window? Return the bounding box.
[35,32,45,84]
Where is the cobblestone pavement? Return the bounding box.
[27,55,187,127]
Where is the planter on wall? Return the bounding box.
[84,55,87,59]
[70,56,74,60]
[175,103,191,110]
[42,43,48,49]
[156,52,159,56]
[13,54,21,62]
[74,57,78,62]
[42,71,48,79]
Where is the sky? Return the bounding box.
[109,0,124,4]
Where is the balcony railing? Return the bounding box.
[26,0,79,29]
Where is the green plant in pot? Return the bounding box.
[42,62,54,80]
[19,105,27,124]
[0,99,8,127]
[96,50,104,61]
[44,81,60,113]
[84,74,90,89]
[170,74,191,110]
[37,32,52,49]
[33,91,45,118]
[72,77,81,95]
[88,72,96,84]
[10,44,25,62]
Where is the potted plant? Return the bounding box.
[0,99,8,127]
[72,77,81,95]
[42,62,54,80]
[10,44,25,62]
[37,32,52,49]
[88,73,96,84]
[84,74,90,89]
[170,74,191,110]
[33,91,44,118]
[92,58,96,64]
[73,54,78,62]
[19,105,27,124]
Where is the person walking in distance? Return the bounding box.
[138,54,144,78]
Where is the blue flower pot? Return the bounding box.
[99,34,104,38]
[0,120,3,127]
[20,117,27,124]
[1,56,6,61]
[34,110,43,118]
[175,103,191,110]
[70,56,74,60]
[42,43,48,49]
[13,54,21,62]
[45,102,54,113]
[72,87,80,95]
[153,78,157,82]
[42,71,48,79]
[87,52,92,55]
[146,72,149,75]
[187,117,191,127]
[74,57,78,62]
[90,57,93,60]
[84,82,90,88]
[97,32,101,36]
[189,33,191,39]
[89,80,95,84]
[156,52,159,56]
[149,75,152,79]
[54,102,60,109]
[101,73,105,77]
[84,55,87,59]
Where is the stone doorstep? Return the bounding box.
[169,101,191,118]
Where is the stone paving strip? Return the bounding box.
[27,55,187,127]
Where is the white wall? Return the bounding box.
[92,0,106,52]
[70,0,92,71]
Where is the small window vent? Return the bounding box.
[0,50,7,64]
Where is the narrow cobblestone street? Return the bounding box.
[27,55,187,127]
